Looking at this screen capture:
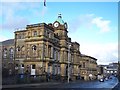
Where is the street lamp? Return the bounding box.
[68,44,71,83]
[118,61,120,82]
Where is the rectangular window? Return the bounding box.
[83,62,85,68]
[58,66,60,74]
[10,54,13,58]
[33,31,37,36]
[18,35,21,39]
[40,31,42,36]
[28,32,30,36]
[44,45,47,57]
[3,53,7,58]
[51,47,53,58]
[21,64,24,67]
[52,65,55,75]
[48,45,51,57]
[45,30,47,36]
[32,64,36,69]
[16,64,18,67]
[49,33,52,38]
[58,51,60,61]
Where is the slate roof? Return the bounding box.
[1,39,14,46]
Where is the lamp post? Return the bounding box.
[118,61,120,82]
[68,44,71,83]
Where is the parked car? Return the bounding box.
[105,77,108,81]
[109,77,112,79]
[99,78,104,82]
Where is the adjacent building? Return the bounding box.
[80,54,97,80]
[106,63,118,75]
[97,62,118,77]
[1,39,14,76]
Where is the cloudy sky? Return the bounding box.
[0,1,118,65]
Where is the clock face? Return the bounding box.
[54,22,59,27]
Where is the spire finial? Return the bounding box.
[58,13,62,18]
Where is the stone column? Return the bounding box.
[41,44,44,60]
[45,62,48,73]
[51,46,53,58]
[60,64,65,76]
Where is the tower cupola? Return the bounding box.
[56,13,65,25]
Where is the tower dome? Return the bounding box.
[56,13,65,25]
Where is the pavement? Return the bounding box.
[112,82,120,90]
[2,76,119,90]
[2,80,95,89]
[2,80,118,89]
[2,81,62,88]
[1,80,93,90]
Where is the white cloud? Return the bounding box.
[1,9,29,30]
[1,3,31,30]
[1,3,117,66]
[68,14,94,33]
[68,14,117,65]
[113,53,118,58]
[0,35,9,42]
[91,17,111,33]
[1,16,29,30]
[68,14,111,33]
[1,3,49,31]
[80,43,118,65]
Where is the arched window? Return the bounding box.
[18,34,21,39]
[9,47,14,54]
[3,48,7,58]
[21,46,25,57]
[4,48,7,51]
[9,47,14,58]
[21,46,25,51]
[32,45,37,50]
[83,62,85,68]
[16,46,20,51]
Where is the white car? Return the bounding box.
[105,77,108,81]
[99,78,104,82]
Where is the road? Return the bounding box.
[2,76,118,90]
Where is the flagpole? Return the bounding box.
[43,0,46,23]
[44,0,46,7]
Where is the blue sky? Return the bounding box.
[0,2,118,65]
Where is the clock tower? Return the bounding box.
[53,14,71,78]
[53,14,68,38]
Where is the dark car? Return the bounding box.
[109,77,112,79]
[105,77,108,81]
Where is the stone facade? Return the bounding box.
[1,14,98,81]
[106,63,118,75]
[80,54,97,80]
[1,39,15,76]
[14,14,81,80]
[98,63,118,77]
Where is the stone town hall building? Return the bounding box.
[14,14,81,79]
[1,14,98,81]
